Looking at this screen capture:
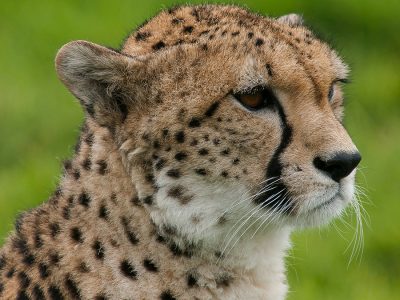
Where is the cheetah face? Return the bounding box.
[56,6,360,253]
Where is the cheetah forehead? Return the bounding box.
[121,4,348,85]
[122,5,311,56]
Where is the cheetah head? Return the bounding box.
[56,5,360,257]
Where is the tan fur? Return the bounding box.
[0,5,359,300]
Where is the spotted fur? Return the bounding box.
[0,5,360,299]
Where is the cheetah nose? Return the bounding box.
[313,152,361,182]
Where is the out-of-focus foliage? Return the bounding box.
[0,0,399,299]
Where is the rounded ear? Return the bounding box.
[276,13,304,27]
[55,40,143,126]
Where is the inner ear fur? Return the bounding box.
[55,40,144,127]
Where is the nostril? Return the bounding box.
[313,152,361,182]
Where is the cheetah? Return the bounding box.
[0,4,361,300]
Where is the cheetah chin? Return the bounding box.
[0,4,361,300]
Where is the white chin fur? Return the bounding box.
[292,170,356,228]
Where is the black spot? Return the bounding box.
[70,227,83,243]
[145,173,155,184]
[198,148,209,156]
[135,31,151,41]
[232,31,240,36]
[65,275,81,299]
[18,272,30,289]
[169,242,183,256]
[120,260,137,280]
[78,262,89,273]
[195,168,207,176]
[17,290,29,300]
[142,133,150,141]
[199,30,210,36]
[92,240,105,260]
[48,285,64,300]
[39,263,50,279]
[163,224,177,235]
[183,26,194,33]
[73,170,80,180]
[0,255,5,271]
[143,259,158,272]
[221,148,231,156]
[121,217,139,245]
[49,223,61,238]
[166,169,181,178]
[162,128,169,137]
[0,281,3,296]
[131,196,141,206]
[190,139,198,146]
[232,158,240,165]
[204,101,220,117]
[33,284,45,300]
[13,237,35,266]
[156,234,166,243]
[175,152,188,161]
[266,64,273,77]
[15,212,25,233]
[155,158,166,170]
[160,290,177,300]
[99,204,109,220]
[84,133,94,146]
[95,295,107,300]
[63,159,72,171]
[171,17,184,24]
[152,41,166,51]
[153,140,161,149]
[216,275,232,287]
[248,32,254,38]
[79,192,90,207]
[50,252,61,265]
[188,118,201,127]
[143,195,153,205]
[200,44,208,51]
[187,273,198,287]
[97,160,108,175]
[168,186,183,198]
[221,171,229,178]
[6,267,15,278]
[255,38,264,46]
[82,158,91,170]
[213,138,221,146]
[175,131,185,143]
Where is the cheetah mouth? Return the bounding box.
[309,196,338,212]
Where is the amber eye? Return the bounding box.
[233,87,277,111]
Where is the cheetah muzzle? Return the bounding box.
[0,4,361,300]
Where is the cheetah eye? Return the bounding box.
[328,84,335,102]
[233,86,277,111]
[329,78,348,103]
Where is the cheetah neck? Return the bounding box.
[0,120,291,299]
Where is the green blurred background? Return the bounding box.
[0,0,399,299]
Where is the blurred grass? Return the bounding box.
[0,0,399,299]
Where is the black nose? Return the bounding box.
[313,152,361,182]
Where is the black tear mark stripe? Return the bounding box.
[255,99,293,211]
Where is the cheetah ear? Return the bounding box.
[277,13,304,27]
[55,40,144,127]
